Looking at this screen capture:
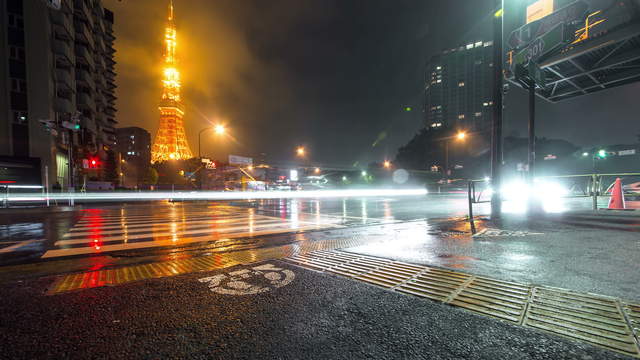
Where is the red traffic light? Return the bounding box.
[86,158,100,168]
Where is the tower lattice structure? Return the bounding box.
[151,0,193,163]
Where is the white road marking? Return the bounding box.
[42,205,343,259]
[0,239,41,253]
[41,225,323,258]
[198,263,295,295]
[64,217,289,238]
[55,220,328,245]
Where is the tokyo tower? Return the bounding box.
[151,0,193,163]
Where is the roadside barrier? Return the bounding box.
[1,185,46,208]
[467,173,640,231]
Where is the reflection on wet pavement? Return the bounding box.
[41,203,348,259]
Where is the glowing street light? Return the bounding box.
[296,146,306,157]
[444,131,469,182]
[214,124,226,135]
[314,167,321,174]
[361,170,367,177]
[383,160,391,169]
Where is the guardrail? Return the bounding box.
[467,172,640,233]
[1,185,47,208]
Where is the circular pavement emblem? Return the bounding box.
[198,263,295,295]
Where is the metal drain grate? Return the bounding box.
[524,287,640,357]
[397,267,471,302]
[449,276,530,323]
[623,303,640,341]
[285,250,640,358]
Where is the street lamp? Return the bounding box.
[198,124,226,158]
[296,146,306,157]
[383,160,391,169]
[444,131,468,182]
[314,167,321,174]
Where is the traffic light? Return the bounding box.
[86,157,100,169]
[597,149,607,159]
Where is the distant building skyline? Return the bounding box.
[0,0,117,186]
[424,40,494,134]
[116,126,150,188]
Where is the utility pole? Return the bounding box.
[528,84,536,186]
[490,0,504,218]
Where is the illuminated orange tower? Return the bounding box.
[151,0,193,163]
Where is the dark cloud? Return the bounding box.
[105,0,640,168]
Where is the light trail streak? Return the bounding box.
[6,188,428,203]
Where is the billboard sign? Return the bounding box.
[508,0,588,50]
[228,155,253,167]
[527,0,555,24]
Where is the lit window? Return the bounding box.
[437,105,442,109]
[458,114,465,119]
[436,66,442,70]
[475,112,482,117]
[483,102,489,106]
[436,79,442,83]
[475,41,483,47]
[484,41,493,47]
[458,82,465,87]
[130,135,134,139]
[466,43,474,49]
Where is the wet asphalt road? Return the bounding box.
[0,261,630,360]
[0,195,638,359]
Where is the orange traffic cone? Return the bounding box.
[608,178,626,210]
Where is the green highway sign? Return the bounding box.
[514,23,567,67]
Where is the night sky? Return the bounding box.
[104,0,640,167]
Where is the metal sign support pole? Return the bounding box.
[490,0,504,218]
[528,84,536,186]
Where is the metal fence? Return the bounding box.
[467,172,640,233]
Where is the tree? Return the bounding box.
[143,167,159,185]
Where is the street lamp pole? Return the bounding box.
[490,0,505,218]
[444,140,449,182]
[198,128,210,159]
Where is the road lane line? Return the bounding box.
[42,225,326,258]
[55,220,312,245]
[64,217,290,238]
[0,239,40,253]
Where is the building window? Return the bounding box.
[10,78,27,93]
[458,114,465,119]
[9,46,25,61]
[475,112,482,117]
[458,82,465,87]
[483,102,489,106]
